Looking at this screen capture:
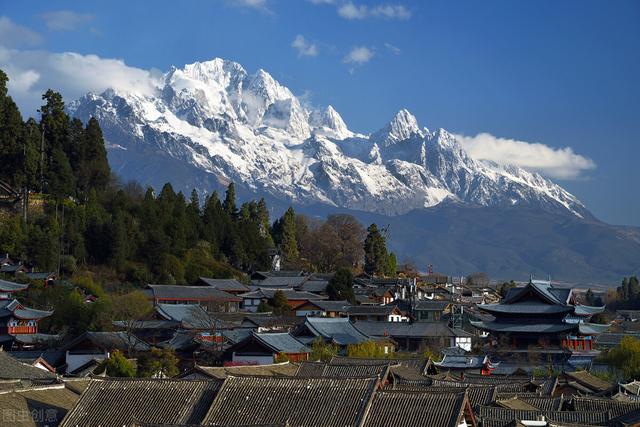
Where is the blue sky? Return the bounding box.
[1,0,638,225]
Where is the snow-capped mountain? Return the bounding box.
[68,58,589,218]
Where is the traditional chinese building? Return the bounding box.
[471,279,607,352]
[0,278,55,350]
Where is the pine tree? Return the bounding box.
[279,207,298,263]
[223,182,237,217]
[80,117,111,196]
[327,267,356,303]
[47,146,75,199]
[364,223,389,276]
[0,70,25,185]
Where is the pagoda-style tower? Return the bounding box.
[0,278,55,349]
[471,279,607,351]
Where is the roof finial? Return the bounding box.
[529,273,533,283]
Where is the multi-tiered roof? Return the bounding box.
[471,280,606,338]
[0,278,55,349]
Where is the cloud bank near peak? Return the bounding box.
[456,132,596,180]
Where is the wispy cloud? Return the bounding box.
[370,4,411,20]
[343,46,374,64]
[41,10,94,31]
[330,1,411,20]
[292,35,318,57]
[226,0,270,12]
[384,42,401,54]
[0,16,43,47]
[456,132,596,180]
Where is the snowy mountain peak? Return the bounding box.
[371,108,423,147]
[68,57,590,219]
[309,105,352,139]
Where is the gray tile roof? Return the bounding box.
[60,378,223,427]
[414,300,451,311]
[470,320,577,334]
[299,280,329,293]
[302,317,370,345]
[347,305,396,316]
[156,303,213,329]
[0,350,58,380]
[240,288,326,301]
[570,396,640,418]
[13,306,54,320]
[295,362,391,379]
[330,356,431,374]
[199,277,250,292]
[201,376,378,427]
[148,285,241,302]
[476,405,610,425]
[353,321,466,338]
[434,354,489,369]
[363,390,470,427]
[253,276,310,288]
[63,332,151,353]
[254,332,310,354]
[308,300,350,312]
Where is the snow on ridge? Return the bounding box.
[67,58,589,218]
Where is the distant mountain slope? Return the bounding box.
[67,57,640,282]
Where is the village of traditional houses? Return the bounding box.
[2,247,640,427]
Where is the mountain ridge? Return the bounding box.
[68,57,589,219]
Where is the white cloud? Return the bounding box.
[292,35,318,57]
[384,42,401,54]
[343,46,374,64]
[0,46,160,116]
[456,132,596,180]
[226,0,269,11]
[0,17,43,47]
[335,2,411,20]
[371,4,411,19]
[41,10,94,31]
[338,2,369,19]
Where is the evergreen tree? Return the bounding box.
[270,290,291,316]
[77,117,110,197]
[326,267,356,303]
[386,252,397,276]
[223,182,237,217]
[256,198,274,246]
[47,146,75,199]
[364,223,389,276]
[276,207,298,264]
[21,118,42,190]
[0,70,25,185]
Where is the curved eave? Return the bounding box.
[13,308,54,320]
[470,320,577,334]
[0,279,29,293]
[477,304,572,316]
[573,305,606,316]
[578,322,611,335]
